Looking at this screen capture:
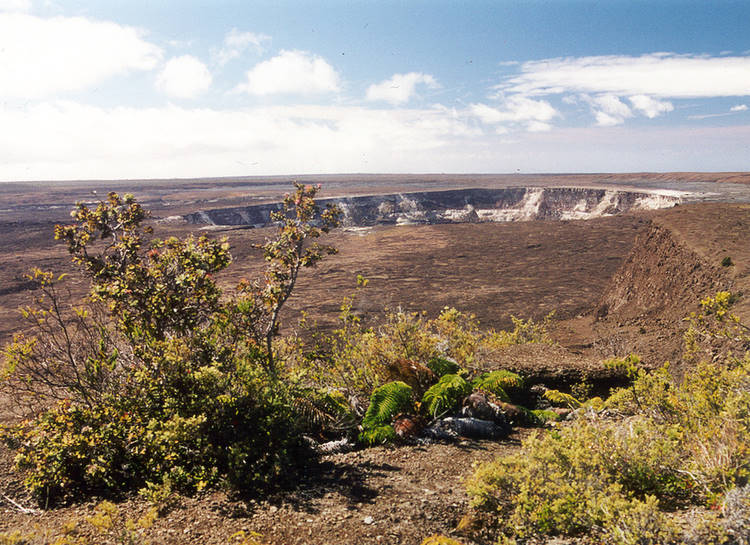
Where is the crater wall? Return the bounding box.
[593,220,733,367]
[184,187,682,227]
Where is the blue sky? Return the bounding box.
[1,0,750,181]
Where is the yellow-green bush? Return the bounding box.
[467,418,685,541]
[467,293,750,544]
[0,185,340,505]
[299,303,552,396]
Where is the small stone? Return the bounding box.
[363,515,374,524]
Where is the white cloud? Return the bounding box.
[731,104,748,112]
[526,121,552,132]
[0,101,480,180]
[0,13,161,99]
[586,94,632,126]
[236,50,340,95]
[503,53,750,98]
[470,95,558,132]
[2,100,750,180]
[214,29,270,65]
[594,112,624,127]
[0,0,30,12]
[629,95,674,118]
[156,55,212,99]
[365,72,439,105]
[593,94,632,118]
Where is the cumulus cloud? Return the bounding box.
[731,104,748,112]
[0,0,30,12]
[214,29,270,65]
[470,95,558,132]
[236,50,341,95]
[156,55,212,99]
[526,121,553,132]
[502,53,750,98]
[366,72,439,104]
[585,94,632,126]
[629,95,674,118]
[594,94,632,116]
[0,13,161,99]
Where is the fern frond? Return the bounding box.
[359,424,397,446]
[529,408,561,425]
[543,389,582,409]
[421,374,472,419]
[361,381,414,430]
[426,356,461,378]
[472,370,523,401]
[293,397,332,432]
[293,389,357,435]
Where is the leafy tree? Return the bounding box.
[232,183,341,374]
[1,183,341,504]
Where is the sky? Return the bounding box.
[1,0,750,181]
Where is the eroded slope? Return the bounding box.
[588,203,750,367]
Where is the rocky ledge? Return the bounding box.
[184,187,683,227]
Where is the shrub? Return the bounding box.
[0,500,159,545]
[481,312,555,350]
[467,419,683,542]
[528,408,560,425]
[1,184,340,504]
[299,303,550,397]
[467,293,750,544]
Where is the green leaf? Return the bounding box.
[472,370,524,401]
[359,424,397,446]
[426,356,461,378]
[422,374,472,419]
[362,381,414,430]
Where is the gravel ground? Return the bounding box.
[0,433,528,544]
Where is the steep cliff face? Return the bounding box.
[593,221,733,367]
[184,187,681,227]
[597,222,731,321]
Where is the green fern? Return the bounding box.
[421,374,472,419]
[472,370,524,401]
[361,380,413,430]
[294,389,357,436]
[426,356,461,378]
[359,424,397,446]
[543,389,582,409]
[530,409,561,425]
[359,381,413,446]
